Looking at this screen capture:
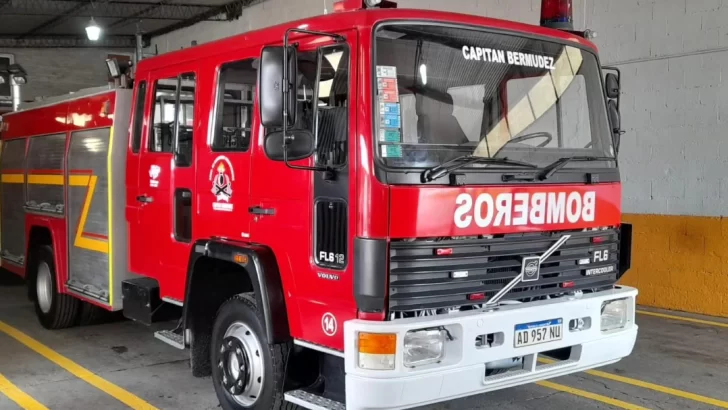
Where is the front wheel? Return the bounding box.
[32,245,79,329]
[211,294,296,410]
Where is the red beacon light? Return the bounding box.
[540,0,574,31]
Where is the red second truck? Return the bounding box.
[0,0,636,409]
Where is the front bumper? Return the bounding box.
[344,286,638,410]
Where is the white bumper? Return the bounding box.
[344,286,638,410]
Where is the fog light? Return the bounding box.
[601,298,628,332]
[357,332,396,370]
[403,329,445,368]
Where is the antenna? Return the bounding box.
[324,0,328,14]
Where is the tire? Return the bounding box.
[32,245,80,329]
[211,293,297,410]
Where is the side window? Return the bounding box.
[175,73,196,166]
[314,45,349,166]
[150,77,178,153]
[212,60,256,152]
[131,80,146,153]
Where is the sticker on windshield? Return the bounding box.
[380,114,401,128]
[379,129,401,143]
[461,46,556,70]
[381,145,403,158]
[380,102,400,116]
[376,66,397,78]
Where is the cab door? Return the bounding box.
[132,63,198,300]
[249,31,358,349]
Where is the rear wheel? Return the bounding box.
[211,293,296,410]
[32,245,79,329]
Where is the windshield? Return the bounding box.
[373,24,615,171]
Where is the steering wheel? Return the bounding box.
[492,131,553,157]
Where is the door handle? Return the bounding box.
[248,206,275,215]
[136,195,153,204]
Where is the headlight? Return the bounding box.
[404,329,445,368]
[601,298,629,332]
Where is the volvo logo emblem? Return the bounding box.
[486,235,571,306]
[522,257,541,282]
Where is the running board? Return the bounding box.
[154,329,185,350]
[284,390,345,410]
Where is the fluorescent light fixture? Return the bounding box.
[86,17,101,41]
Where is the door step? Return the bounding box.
[154,329,185,350]
[284,390,345,410]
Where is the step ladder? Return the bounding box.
[154,328,185,350]
[284,390,346,410]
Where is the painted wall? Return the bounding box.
[147,0,728,316]
[0,48,132,102]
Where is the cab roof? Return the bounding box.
[136,7,598,74]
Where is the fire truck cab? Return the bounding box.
[0,1,636,409]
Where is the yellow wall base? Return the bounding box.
[619,213,728,317]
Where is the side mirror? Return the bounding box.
[608,99,622,151]
[264,129,314,161]
[259,46,298,128]
[605,72,620,99]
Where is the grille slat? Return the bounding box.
[315,200,347,269]
[389,229,620,312]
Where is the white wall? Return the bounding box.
[148,0,728,217]
[0,48,131,102]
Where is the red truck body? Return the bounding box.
[0,3,636,409]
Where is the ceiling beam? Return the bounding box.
[0,34,137,48]
[107,0,172,29]
[19,0,102,39]
[143,0,260,41]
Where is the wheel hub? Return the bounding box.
[218,321,265,407]
[36,261,53,314]
[219,336,250,396]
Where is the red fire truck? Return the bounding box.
[0,0,636,408]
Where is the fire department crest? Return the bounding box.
[209,156,235,212]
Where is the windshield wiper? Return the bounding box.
[539,156,616,180]
[422,155,538,183]
[502,156,617,182]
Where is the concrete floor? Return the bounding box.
[1,273,728,410]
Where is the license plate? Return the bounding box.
[514,318,563,348]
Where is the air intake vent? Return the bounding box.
[315,199,347,269]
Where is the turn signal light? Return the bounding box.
[357,332,396,370]
[561,281,575,288]
[591,237,605,243]
[468,293,486,301]
[436,248,453,256]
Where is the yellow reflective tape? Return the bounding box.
[68,175,91,187]
[537,380,649,410]
[0,372,48,410]
[73,175,108,254]
[27,175,63,185]
[539,357,728,408]
[1,174,24,183]
[0,321,158,410]
[107,125,114,305]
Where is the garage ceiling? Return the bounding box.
[0,0,262,48]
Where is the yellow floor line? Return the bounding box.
[0,373,48,410]
[0,321,158,410]
[540,357,728,408]
[537,380,649,409]
[637,310,728,329]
